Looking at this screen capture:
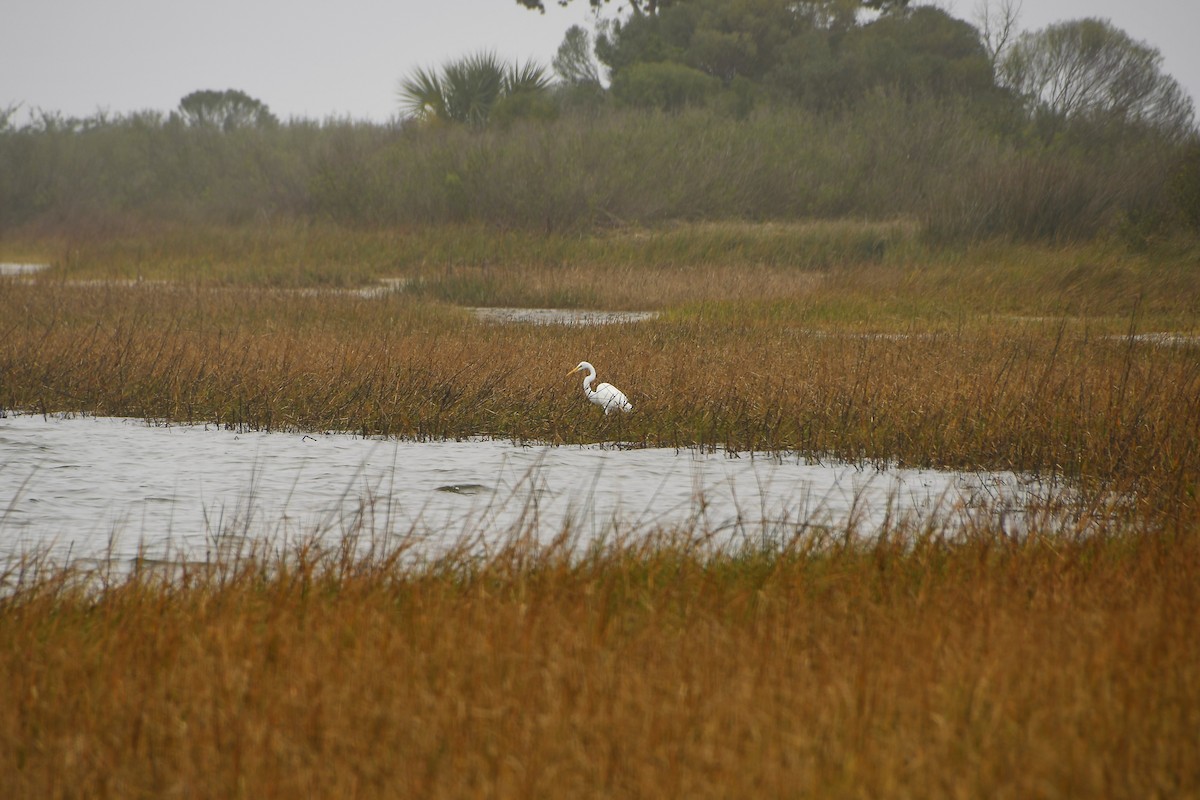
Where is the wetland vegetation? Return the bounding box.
[2,1,1200,792]
[3,218,1198,797]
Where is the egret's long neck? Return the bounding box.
[581,365,597,394]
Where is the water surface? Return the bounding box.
[0,263,49,276]
[469,307,658,326]
[1,414,1038,565]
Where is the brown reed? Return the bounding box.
[0,526,1197,798]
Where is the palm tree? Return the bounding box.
[397,65,447,123]
[399,51,551,129]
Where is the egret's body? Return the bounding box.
[568,361,632,415]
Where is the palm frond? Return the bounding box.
[398,66,446,122]
[505,60,553,95]
[397,51,550,128]
[443,51,506,128]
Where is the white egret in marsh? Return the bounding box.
[567,361,632,415]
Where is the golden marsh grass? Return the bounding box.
[2,221,1199,796]
[2,530,1198,798]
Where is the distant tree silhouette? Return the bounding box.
[176,89,278,131]
[514,0,908,15]
[999,18,1195,137]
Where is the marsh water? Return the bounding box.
[0,413,1043,566]
[0,263,48,276]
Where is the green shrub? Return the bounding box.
[1167,140,1200,232]
[611,62,720,112]
[1,97,1194,242]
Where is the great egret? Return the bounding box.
[567,361,632,415]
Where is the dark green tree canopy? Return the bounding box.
[176,89,278,131]
[521,0,1190,134]
[837,7,995,100]
[590,1,994,109]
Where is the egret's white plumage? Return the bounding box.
[567,361,632,415]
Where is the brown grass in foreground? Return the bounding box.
[1,530,1198,798]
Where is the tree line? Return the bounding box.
[499,0,1194,138]
[1,1,1197,240]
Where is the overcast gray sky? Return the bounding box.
[3,0,1197,123]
